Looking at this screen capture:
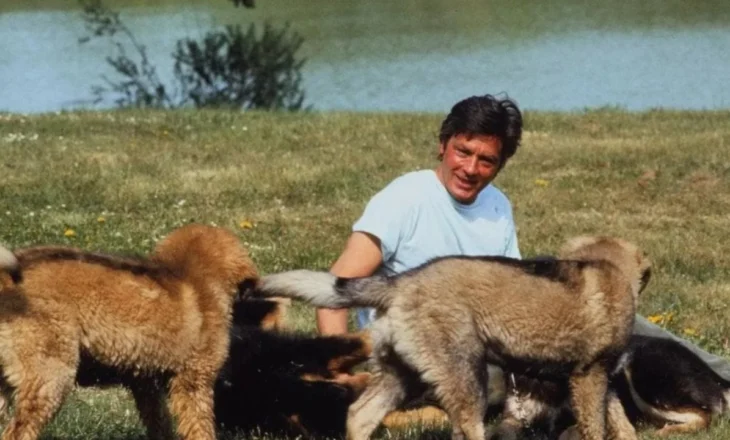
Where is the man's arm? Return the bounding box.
[316,231,383,335]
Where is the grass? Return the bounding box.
[1,108,729,439]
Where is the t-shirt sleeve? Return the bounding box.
[504,224,521,259]
[352,181,415,262]
[502,199,521,259]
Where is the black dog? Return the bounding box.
[491,334,730,439]
[213,298,371,438]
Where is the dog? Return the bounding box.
[0,224,257,440]
[247,236,652,440]
[215,296,372,437]
[492,333,730,439]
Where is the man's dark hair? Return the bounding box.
[438,94,523,166]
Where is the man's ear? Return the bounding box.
[437,141,447,160]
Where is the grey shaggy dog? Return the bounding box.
[249,236,652,440]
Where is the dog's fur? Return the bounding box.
[0,224,258,440]
[249,236,652,440]
[493,334,730,439]
[215,297,372,438]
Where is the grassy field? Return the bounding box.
[1,109,730,439]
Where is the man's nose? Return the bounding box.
[463,157,479,175]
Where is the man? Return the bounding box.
[316,93,730,380]
[317,93,521,334]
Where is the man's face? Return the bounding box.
[435,133,503,204]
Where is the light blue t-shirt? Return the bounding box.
[352,169,521,327]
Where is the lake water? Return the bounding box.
[1,0,729,113]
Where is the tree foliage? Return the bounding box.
[78,0,307,111]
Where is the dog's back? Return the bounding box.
[3,225,258,373]
[380,256,634,374]
[8,248,203,371]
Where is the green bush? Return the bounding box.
[79,0,307,111]
[173,24,306,111]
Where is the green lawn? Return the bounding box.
[1,109,729,439]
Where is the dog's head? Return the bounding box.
[558,236,652,301]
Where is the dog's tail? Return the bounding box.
[253,270,394,310]
[0,245,21,285]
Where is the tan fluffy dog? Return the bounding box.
[249,236,652,440]
[0,224,258,440]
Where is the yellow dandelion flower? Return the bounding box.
[683,328,697,336]
[534,179,549,187]
[64,228,76,237]
[239,220,254,230]
[647,314,663,324]
[97,216,106,223]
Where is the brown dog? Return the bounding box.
[249,236,652,440]
[0,224,257,440]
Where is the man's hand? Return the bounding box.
[317,232,383,335]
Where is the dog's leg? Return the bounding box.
[539,387,629,440]
[167,370,217,440]
[435,375,488,440]
[417,358,487,440]
[654,410,710,437]
[568,363,608,440]
[1,359,75,440]
[346,370,406,440]
[606,392,637,440]
[130,380,175,440]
